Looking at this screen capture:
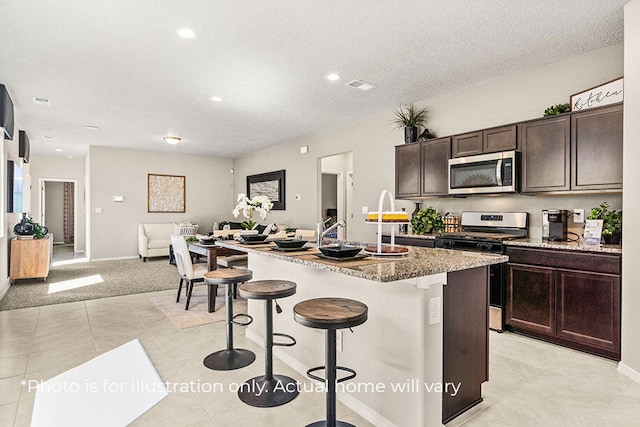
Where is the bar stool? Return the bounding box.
[294,297,368,427]
[237,280,299,407]
[203,269,255,371]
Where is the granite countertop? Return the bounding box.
[216,240,507,282]
[504,239,622,254]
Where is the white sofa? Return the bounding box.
[138,223,174,261]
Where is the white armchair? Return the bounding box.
[138,223,174,261]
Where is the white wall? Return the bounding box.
[621,0,640,380]
[233,44,624,243]
[87,146,234,259]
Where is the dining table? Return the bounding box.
[187,241,245,271]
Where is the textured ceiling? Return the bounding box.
[0,0,628,159]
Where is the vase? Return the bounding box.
[14,213,35,237]
[404,126,418,144]
[411,203,421,219]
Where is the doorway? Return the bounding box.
[319,152,353,240]
[39,178,79,262]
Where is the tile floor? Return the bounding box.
[0,287,639,427]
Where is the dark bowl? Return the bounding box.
[240,234,269,243]
[272,239,308,249]
[318,244,362,258]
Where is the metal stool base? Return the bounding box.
[238,375,299,407]
[203,349,255,371]
[306,421,355,427]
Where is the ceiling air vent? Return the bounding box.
[346,79,375,91]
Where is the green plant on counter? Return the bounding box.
[587,202,622,237]
[25,217,48,239]
[543,103,571,116]
[185,236,199,242]
[411,207,444,235]
[218,221,229,230]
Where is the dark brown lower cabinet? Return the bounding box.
[442,267,488,423]
[381,235,435,248]
[505,247,621,360]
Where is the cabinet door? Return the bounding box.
[483,125,517,153]
[421,137,451,196]
[395,143,421,198]
[506,263,556,335]
[520,116,570,192]
[451,132,482,157]
[571,103,623,190]
[556,269,620,355]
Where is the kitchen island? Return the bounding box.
[217,240,507,426]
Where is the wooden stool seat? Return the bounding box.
[204,268,252,285]
[239,280,296,300]
[294,297,368,330]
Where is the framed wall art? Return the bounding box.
[148,174,185,213]
[246,169,286,210]
[570,77,623,111]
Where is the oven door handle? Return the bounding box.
[496,159,503,186]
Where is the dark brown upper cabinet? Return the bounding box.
[571,103,623,191]
[395,138,451,199]
[520,115,571,193]
[451,125,517,158]
[395,142,422,198]
[421,137,451,197]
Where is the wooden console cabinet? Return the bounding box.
[10,237,52,282]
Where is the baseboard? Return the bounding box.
[246,330,395,427]
[90,255,139,262]
[618,361,640,384]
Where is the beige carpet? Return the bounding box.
[151,292,248,329]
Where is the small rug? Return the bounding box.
[151,291,248,329]
[31,339,168,427]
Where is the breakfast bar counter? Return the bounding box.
[216,239,506,426]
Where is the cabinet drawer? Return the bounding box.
[505,247,621,275]
[382,235,435,248]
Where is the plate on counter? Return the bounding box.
[315,253,369,262]
[239,240,273,246]
[363,245,409,256]
[270,246,311,252]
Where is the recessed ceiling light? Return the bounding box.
[211,96,223,102]
[163,136,182,145]
[326,73,342,81]
[85,125,100,130]
[33,97,51,106]
[176,28,197,39]
[55,148,63,152]
[43,135,54,140]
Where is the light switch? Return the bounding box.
[295,194,301,200]
[113,195,124,202]
[361,206,368,214]
[95,207,103,214]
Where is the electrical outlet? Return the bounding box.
[429,297,441,325]
[573,208,585,223]
[336,330,343,352]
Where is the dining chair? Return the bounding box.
[170,234,214,310]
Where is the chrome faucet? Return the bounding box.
[317,220,346,246]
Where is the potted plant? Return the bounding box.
[390,103,428,144]
[232,193,274,230]
[410,207,444,235]
[587,202,622,244]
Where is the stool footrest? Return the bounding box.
[306,365,356,384]
[273,333,296,347]
[232,313,253,326]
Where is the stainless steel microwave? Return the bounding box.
[448,150,519,195]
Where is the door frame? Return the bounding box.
[38,178,79,253]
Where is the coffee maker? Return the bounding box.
[542,209,567,241]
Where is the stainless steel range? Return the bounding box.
[435,212,528,331]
